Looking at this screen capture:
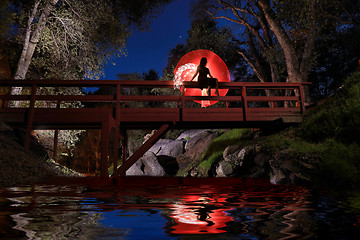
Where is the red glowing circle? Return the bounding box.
[174,49,230,107]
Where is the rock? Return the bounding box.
[177,132,219,175]
[148,139,173,155]
[270,168,286,184]
[223,145,255,167]
[141,151,165,176]
[184,130,218,151]
[126,160,144,176]
[223,145,240,162]
[177,129,211,141]
[254,152,267,167]
[157,140,184,158]
[190,169,199,177]
[216,161,235,177]
[157,155,179,176]
[249,166,266,178]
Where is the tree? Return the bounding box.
[1,0,171,95]
[307,0,360,100]
[207,0,358,103]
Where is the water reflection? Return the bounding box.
[0,177,359,239]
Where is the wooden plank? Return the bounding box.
[182,108,244,122]
[0,95,29,100]
[183,96,242,102]
[246,96,300,102]
[247,108,301,113]
[118,108,180,122]
[116,124,171,176]
[119,95,181,102]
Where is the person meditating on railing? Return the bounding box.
[190,57,219,96]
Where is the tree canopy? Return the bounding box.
[205,0,359,102]
[0,0,172,80]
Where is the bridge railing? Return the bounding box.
[0,80,309,123]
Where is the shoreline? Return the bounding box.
[0,128,82,188]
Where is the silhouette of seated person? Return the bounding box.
[190,57,219,96]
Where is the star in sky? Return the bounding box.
[101,0,196,80]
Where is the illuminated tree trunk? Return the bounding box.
[12,0,59,96]
[258,0,315,103]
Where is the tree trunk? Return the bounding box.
[12,0,59,97]
[258,0,302,84]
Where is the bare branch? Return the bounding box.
[237,50,265,82]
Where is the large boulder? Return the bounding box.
[216,161,236,177]
[177,129,211,141]
[223,145,243,165]
[126,159,144,176]
[223,145,256,167]
[157,155,179,176]
[184,130,218,151]
[142,151,165,176]
[156,140,184,158]
[126,152,166,176]
[148,139,173,155]
[177,131,219,176]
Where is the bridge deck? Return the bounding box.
[0,80,309,177]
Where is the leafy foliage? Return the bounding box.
[1,0,172,79]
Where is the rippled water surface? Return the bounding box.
[0,177,359,239]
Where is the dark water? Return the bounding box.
[0,177,359,239]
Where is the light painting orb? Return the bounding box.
[174,49,230,107]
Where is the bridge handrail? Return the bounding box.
[0,80,309,115]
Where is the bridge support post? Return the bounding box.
[100,114,116,177]
[115,124,171,177]
[25,83,37,150]
[100,118,110,177]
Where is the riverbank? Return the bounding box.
[0,127,81,187]
[182,72,360,190]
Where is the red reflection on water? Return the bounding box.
[354,217,360,228]
[170,195,233,234]
[3,177,315,236]
[174,49,230,107]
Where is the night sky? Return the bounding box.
[101,0,196,80]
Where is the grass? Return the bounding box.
[194,128,252,176]
[259,73,360,189]
[296,73,360,189]
[299,72,360,144]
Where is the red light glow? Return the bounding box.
[174,49,230,107]
[170,195,233,234]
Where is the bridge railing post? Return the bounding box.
[298,83,306,114]
[53,100,60,160]
[241,85,248,121]
[113,82,121,175]
[180,85,185,120]
[25,82,37,150]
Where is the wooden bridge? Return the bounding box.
[0,80,309,177]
